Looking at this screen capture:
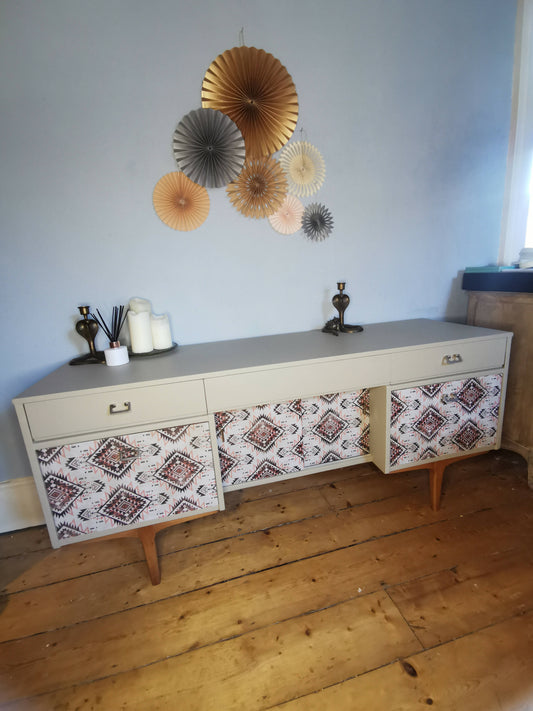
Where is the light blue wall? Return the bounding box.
[0,0,516,482]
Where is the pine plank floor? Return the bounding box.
[1,449,532,710]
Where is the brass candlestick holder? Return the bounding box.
[69,305,105,365]
[323,282,363,336]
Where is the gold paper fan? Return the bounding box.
[268,194,304,235]
[279,141,326,197]
[152,172,210,231]
[226,156,288,219]
[202,46,299,158]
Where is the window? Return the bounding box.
[499,0,533,264]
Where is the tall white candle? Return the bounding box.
[151,313,172,350]
[128,311,153,353]
[129,297,152,314]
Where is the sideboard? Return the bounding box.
[13,318,512,584]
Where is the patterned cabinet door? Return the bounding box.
[35,422,220,544]
[215,400,304,488]
[389,374,503,469]
[302,390,370,467]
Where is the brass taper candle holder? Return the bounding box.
[322,282,363,336]
[69,305,105,365]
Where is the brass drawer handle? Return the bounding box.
[441,353,463,366]
[441,393,459,404]
[109,401,131,415]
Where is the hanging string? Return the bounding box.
[239,27,245,46]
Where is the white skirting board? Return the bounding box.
[0,477,45,533]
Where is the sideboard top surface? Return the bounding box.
[14,318,512,401]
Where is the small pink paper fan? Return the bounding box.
[268,194,304,234]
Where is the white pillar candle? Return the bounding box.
[129,297,152,314]
[151,313,173,350]
[128,311,153,353]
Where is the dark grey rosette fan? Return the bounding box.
[173,108,246,188]
[302,202,334,241]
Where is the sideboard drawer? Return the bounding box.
[24,379,207,442]
[205,354,390,412]
[390,337,507,384]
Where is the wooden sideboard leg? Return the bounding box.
[136,525,161,586]
[429,461,446,512]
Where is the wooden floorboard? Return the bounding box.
[0,450,532,710]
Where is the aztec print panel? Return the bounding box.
[389,374,502,469]
[35,422,218,541]
[215,400,304,487]
[302,389,370,467]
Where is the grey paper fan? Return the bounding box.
[302,203,334,241]
[173,108,246,188]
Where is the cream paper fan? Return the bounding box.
[268,194,304,235]
[279,141,326,197]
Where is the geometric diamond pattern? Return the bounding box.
[44,474,84,515]
[157,425,189,442]
[34,423,220,542]
[302,389,370,468]
[154,451,204,490]
[98,486,150,525]
[413,407,446,441]
[389,374,502,470]
[313,410,347,444]
[452,421,483,450]
[87,437,139,477]
[243,416,283,452]
[390,438,407,466]
[390,393,407,424]
[36,447,62,464]
[250,460,284,481]
[216,400,304,487]
[455,378,488,412]
[419,383,443,399]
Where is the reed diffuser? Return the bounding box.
[91,306,130,366]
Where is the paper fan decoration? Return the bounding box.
[202,46,299,158]
[279,141,326,197]
[153,172,210,231]
[268,194,304,235]
[173,108,245,188]
[227,156,288,219]
[302,202,334,241]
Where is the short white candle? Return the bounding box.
[151,313,173,350]
[128,311,153,353]
[129,297,152,314]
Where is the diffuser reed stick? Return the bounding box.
[91,306,129,345]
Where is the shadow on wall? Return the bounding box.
[445,271,469,323]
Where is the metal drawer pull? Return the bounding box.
[109,401,132,415]
[441,393,459,404]
[441,353,463,366]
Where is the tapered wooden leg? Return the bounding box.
[137,525,161,585]
[399,451,487,510]
[429,460,446,512]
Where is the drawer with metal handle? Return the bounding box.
[23,379,207,442]
[389,336,507,384]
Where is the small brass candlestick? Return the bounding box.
[69,305,105,365]
[323,282,363,336]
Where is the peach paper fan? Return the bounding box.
[268,194,304,234]
[153,172,209,231]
